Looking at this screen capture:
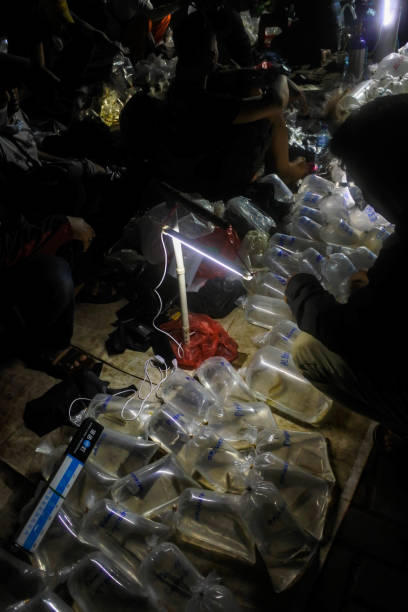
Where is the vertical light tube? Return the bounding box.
[171,236,190,346]
[374,0,401,61]
[383,0,397,27]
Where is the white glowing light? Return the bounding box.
[162,227,254,281]
[383,0,398,27]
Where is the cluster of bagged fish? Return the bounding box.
[337,45,408,117]
[5,350,337,610]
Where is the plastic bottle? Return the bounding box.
[242,295,294,329]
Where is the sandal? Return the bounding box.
[26,346,103,380]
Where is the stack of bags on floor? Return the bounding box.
[4,350,337,610]
[337,44,408,119]
[236,169,392,423]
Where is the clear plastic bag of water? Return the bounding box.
[258,173,295,204]
[196,356,255,404]
[320,218,362,247]
[146,403,200,470]
[254,452,331,541]
[225,196,277,235]
[0,548,53,608]
[139,541,203,612]
[30,506,95,575]
[159,370,217,421]
[363,225,393,255]
[37,443,118,514]
[242,295,294,329]
[186,426,250,492]
[206,400,277,450]
[247,271,287,300]
[297,174,335,197]
[373,52,408,79]
[262,246,301,277]
[348,245,377,270]
[68,551,157,612]
[321,252,356,302]
[69,461,119,515]
[5,590,73,611]
[299,247,324,280]
[244,346,332,425]
[348,204,389,232]
[256,429,335,483]
[175,488,256,564]
[88,427,158,478]
[238,230,270,270]
[186,573,242,612]
[110,453,197,517]
[252,320,301,352]
[293,190,323,209]
[87,393,159,436]
[288,216,323,242]
[318,192,350,224]
[268,232,325,256]
[241,476,317,592]
[80,498,171,568]
[291,204,324,225]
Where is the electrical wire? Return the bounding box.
[151,231,185,358]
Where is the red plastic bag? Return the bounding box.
[160,313,238,369]
[195,226,241,280]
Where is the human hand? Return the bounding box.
[67,216,95,252]
[349,270,369,292]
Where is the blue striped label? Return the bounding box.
[50,454,84,497]
[19,488,63,551]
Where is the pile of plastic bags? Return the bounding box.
[3,350,337,610]
[337,44,408,119]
